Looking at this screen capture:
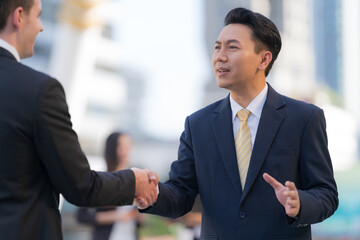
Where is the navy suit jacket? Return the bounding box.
[0,47,135,240]
[143,84,338,240]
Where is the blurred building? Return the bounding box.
[25,0,148,155]
[313,0,342,94]
[313,0,360,132]
[342,0,360,156]
[313,0,359,169]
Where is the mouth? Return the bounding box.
[216,67,230,75]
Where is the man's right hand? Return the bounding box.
[131,168,159,208]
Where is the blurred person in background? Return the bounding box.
[77,132,144,240]
[138,7,338,239]
[0,0,158,239]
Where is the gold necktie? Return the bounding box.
[235,109,252,190]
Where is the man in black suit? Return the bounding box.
[0,0,158,239]
[138,8,338,239]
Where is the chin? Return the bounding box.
[21,51,34,59]
[216,80,231,90]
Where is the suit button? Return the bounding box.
[239,212,246,219]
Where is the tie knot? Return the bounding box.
[237,109,251,121]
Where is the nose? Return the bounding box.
[39,19,44,32]
[213,48,227,63]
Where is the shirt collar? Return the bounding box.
[230,83,268,120]
[0,38,20,62]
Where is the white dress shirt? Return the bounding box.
[230,84,268,146]
[0,38,20,62]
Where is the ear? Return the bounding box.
[258,51,272,71]
[11,7,24,30]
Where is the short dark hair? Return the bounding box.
[225,7,282,77]
[0,0,34,31]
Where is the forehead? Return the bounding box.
[216,24,254,43]
[118,135,131,143]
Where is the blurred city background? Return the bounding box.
[22,0,360,239]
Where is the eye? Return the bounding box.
[229,45,238,49]
[214,45,221,50]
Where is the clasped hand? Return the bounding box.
[263,173,300,218]
[131,168,159,208]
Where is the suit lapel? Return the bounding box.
[0,47,17,60]
[211,96,242,198]
[240,84,286,203]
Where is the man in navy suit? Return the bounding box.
[0,0,158,239]
[139,7,338,239]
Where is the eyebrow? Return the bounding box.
[215,39,240,45]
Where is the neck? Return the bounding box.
[0,20,24,56]
[0,29,16,47]
[0,35,21,61]
[230,81,266,108]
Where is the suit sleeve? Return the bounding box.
[141,116,198,218]
[294,109,339,226]
[33,78,135,207]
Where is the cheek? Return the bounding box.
[211,52,218,65]
[116,147,122,156]
[234,57,254,71]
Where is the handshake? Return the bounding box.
[131,167,159,209]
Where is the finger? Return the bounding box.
[263,173,283,189]
[286,199,299,208]
[144,195,152,207]
[148,184,157,203]
[150,184,158,203]
[286,203,300,217]
[138,193,151,207]
[284,190,299,200]
[285,208,298,218]
[148,187,155,204]
[149,179,159,203]
[148,171,159,185]
[136,200,148,209]
[135,197,147,208]
[134,198,146,209]
[285,181,297,191]
[136,196,146,204]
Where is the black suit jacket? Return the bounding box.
[0,47,135,240]
[143,84,338,239]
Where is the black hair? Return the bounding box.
[225,7,282,76]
